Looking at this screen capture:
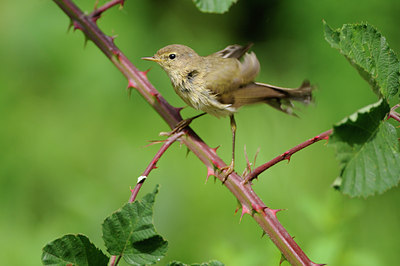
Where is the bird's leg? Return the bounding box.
[221,114,236,182]
[166,112,206,135]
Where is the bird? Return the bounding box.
[142,43,312,178]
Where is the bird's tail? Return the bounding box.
[222,81,313,115]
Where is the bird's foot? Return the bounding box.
[159,118,194,136]
[220,161,234,183]
[160,113,206,136]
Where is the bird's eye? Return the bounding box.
[169,53,176,60]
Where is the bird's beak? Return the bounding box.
[141,56,159,62]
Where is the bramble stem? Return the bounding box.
[129,131,185,203]
[244,129,333,183]
[90,0,124,21]
[109,255,121,266]
[112,132,184,265]
[52,0,323,264]
[388,104,400,123]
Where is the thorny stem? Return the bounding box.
[244,129,333,183]
[112,133,184,265]
[388,104,400,123]
[91,0,124,20]
[129,131,185,203]
[111,138,185,266]
[53,0,324,265]
[110,132,185,265]
[109,255,121,266]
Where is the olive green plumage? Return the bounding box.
[143,44,312,117]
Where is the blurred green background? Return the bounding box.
[1,0,400,265]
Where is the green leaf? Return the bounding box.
[323,21,400,99]
[41,234,108,266]
[192,0,238,14]
[102,185,168,265]
[168,260,225,266]
[329,99,400,197]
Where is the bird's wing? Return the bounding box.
[238,52,260,84]
[210,43,253,59]
[202,57,243,95]
[203,52,261,95]
[204,44,260,95]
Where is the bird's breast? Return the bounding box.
[172,77,236,117]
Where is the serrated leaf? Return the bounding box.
[168,260,224,266]
[102,185,167,265]
[323,21,400,99]
[192,0,237,14]
[329,99,400,197]
[41,234,108,266]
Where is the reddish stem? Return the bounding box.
[388,104,400,123]
[109,255,122,266]
[52,1,324,264]
[129,131,185,203]
[90,0,124,21]
[244,129,333,183]
[110,132,184,265]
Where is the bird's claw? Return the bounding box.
[159,118,193,137]
[220,162,234,183]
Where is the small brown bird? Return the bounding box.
[142,44,312,176]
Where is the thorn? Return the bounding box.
[68,20,74,32]
[92,14,101,23]
[211,145,220,153]
[129,186,134,193]
[253,147,260,168]
[94,0,100,9]
[127,79,137,98]
[141,68,151,77]
[206,167,215,183]
[174,106,185,114]
[72,21,83,31]
[269,208,284,217]
[234,201,241,215]
[261,231,266,238]
[144,139,166,147]
[210,159,219,168]
[185,147,191,158]
[279,253,288,265]
[127,87,133,98]
[83,35,89,48]
[240,205,251,223]
[240,178,253,186]
[150,91,160,98]
[321,134,330,140]
[109,34,118,44]
[251,203,265,214]
[280,151,291,163]
[127,70,151,92]
[282,151,290,159]
[127,79,137,89]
